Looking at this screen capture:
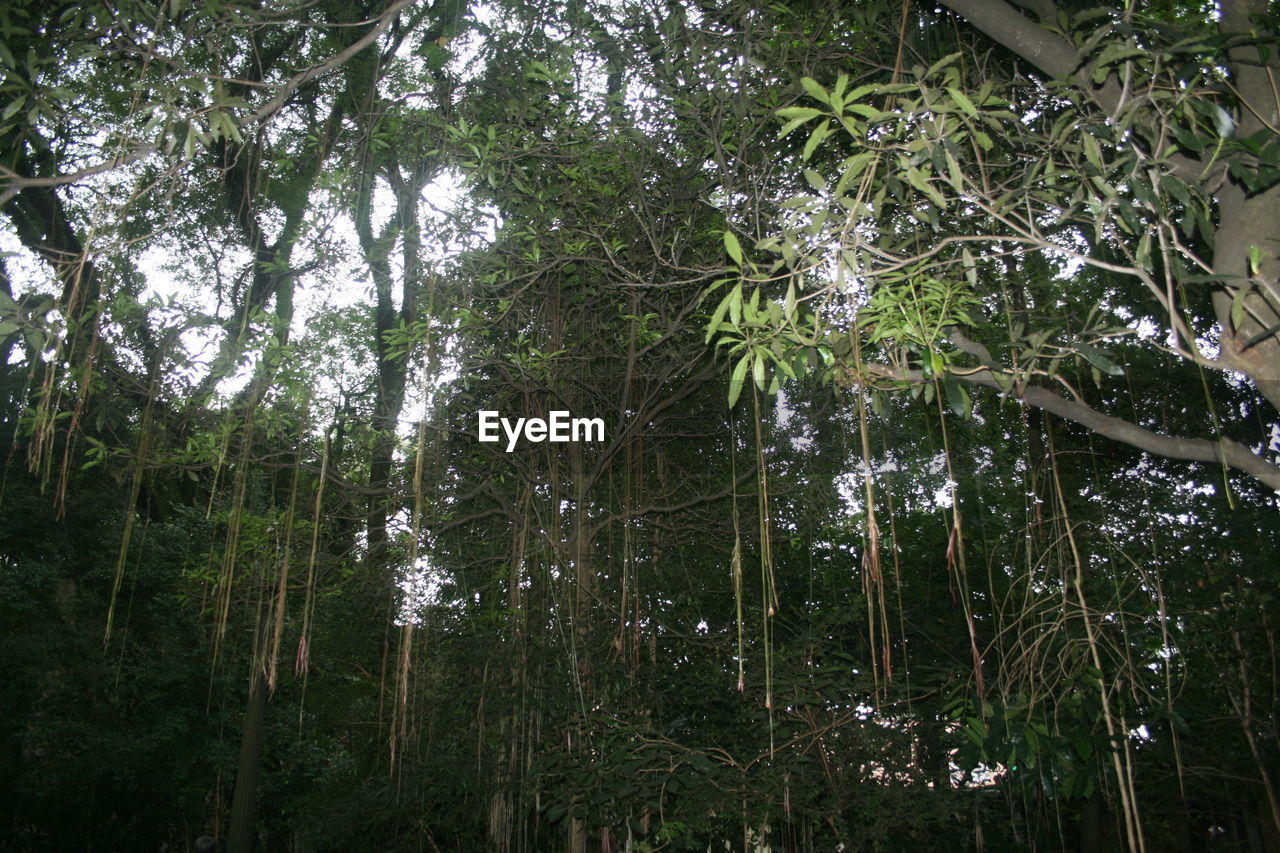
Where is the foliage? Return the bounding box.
[2,1,1279,852]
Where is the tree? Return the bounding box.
[2,0,1278,851]
[721,0,1280,491]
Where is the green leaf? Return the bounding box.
[773,350,793,379]
[925,52,962,79]
[1160,174,1192,206]
[728,282,744,327]
[802,119,831,161]
[1075,343,1123,376]
[942,374,969,417]
[1136,229,1152,267]
[777,106,824,120]
[844,103,883,120]
[833,73,849,101]
[2,95,26,121]
[1231,285,1249,329]
[845,84,876,102]
[1082,134,1103,170]
[728,353,750,407]
[800,77,829,104]
[706,293,733,344]
[835,151,875,195]
[930,349,945,377]
[905,166,947,208]
[946,87,978,117]
[774,117,805,142]
[777,114,816,138]
[723,231,743,265]
[944,149,964,192]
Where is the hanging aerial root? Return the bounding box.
[297,425,331,677]
[267,398,310,692]
[104,336,167,646]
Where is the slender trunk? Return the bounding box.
[227,668,269,853]
[1078,797,1102,853]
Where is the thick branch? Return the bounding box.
[239,0,416,132]
[871,361,1280,491]
[939,0,1213,184]
[0,0,414,205]
[938,0,1123,113]
[1008,0,1058,26]
[1220,0,1280,139]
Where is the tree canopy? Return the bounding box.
[2,1,1278,851]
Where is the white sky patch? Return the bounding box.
[103,136,494,418]
[435,1,497,85]
[1,230,60,365]
[396,550,442,626]
[1134,317,1160,339]
[835,469,865,517]
[774,387,816,451]
[0,228,57,298]
[833,448,969,518]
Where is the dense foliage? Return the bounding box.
[2,1,1278,851]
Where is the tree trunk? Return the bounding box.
[227,669,268,853]
[1078,797,1102,853]
[1211,179,1280,414]
[1214,0,1280,413]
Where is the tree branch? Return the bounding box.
[870,359,1280,492]
[1008,0,1058,26]
[0,0,414,205]
[938,0,1123,115]
[938,0,1216,214]
[238,0,416,133]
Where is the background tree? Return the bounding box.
[1,1,1277,851]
